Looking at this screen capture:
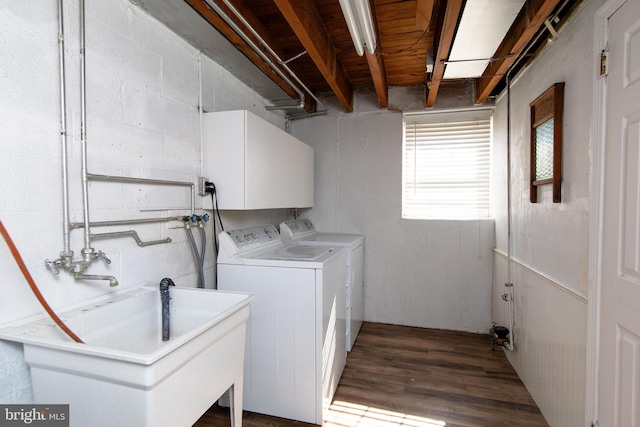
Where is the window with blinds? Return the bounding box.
[403,110,492,220]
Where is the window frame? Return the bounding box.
[529,82,564,203]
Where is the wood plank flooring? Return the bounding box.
[194,322,549,427]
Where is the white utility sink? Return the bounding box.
[0,286,254,427]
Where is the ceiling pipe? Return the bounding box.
[203,0,328,113]
[202,0,303,110]
[282,50,308,65]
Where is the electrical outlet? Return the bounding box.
[198,176,208,196]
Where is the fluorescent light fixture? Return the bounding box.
[338,0,376,56]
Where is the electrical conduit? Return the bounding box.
[504,68,515,352]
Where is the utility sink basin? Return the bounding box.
[0,286,254,427]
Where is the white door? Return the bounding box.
[599,0,640,425]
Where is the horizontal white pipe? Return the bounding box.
[87,173,195,212]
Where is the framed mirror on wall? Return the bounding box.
[530,82,564,203]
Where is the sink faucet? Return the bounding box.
[74,273,119,287]
[46,249,118,287]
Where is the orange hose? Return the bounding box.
[0,220,84,343]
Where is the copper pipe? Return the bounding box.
[0,220,84,344]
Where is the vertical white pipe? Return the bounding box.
[505,69,515,351]
[198,52,204,182]
[79,0,92,253]
[506,71,512,288]
[57,0,71,255]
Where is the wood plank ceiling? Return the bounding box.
[186,0,582,113]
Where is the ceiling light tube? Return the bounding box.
[339,0,376,56]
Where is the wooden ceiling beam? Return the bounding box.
[475,0,563,104]
[365,51,388,108]
[426,0,463,108]
[273,0,354,112]
[366,0,388,109]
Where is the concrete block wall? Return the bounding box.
[0,0,290,403]
[291,91,495,333]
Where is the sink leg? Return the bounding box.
[229,382,243,427]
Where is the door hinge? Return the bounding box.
[600,49,608,76]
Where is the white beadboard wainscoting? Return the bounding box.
[492,250,587,427]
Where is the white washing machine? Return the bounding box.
[279,219,364,352]
[216,224,347,425]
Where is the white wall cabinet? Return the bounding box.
[202,110,314,210]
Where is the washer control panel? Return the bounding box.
[220,224,279,255]
[280,219,315,239]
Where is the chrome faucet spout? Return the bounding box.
[74,273,119,287]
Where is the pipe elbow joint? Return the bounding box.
[74,273,119,287]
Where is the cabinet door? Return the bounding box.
[203,110,314,210]
[245,112,314,209]
[202,110,246,209]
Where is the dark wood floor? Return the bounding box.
[194,322,549,427]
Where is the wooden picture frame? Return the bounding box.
[530,82,564,203]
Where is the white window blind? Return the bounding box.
[403,110,492,220]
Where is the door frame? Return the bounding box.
[587,0,628,424]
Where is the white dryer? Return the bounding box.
[216,224,347,425]
[279,219,364,352]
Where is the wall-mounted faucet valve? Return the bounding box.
[96,250,111,264]
[45,259,62,275]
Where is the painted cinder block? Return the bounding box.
[0,0,283,406]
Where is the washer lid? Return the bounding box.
[297,232,364,247]
[250,244,335,261]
